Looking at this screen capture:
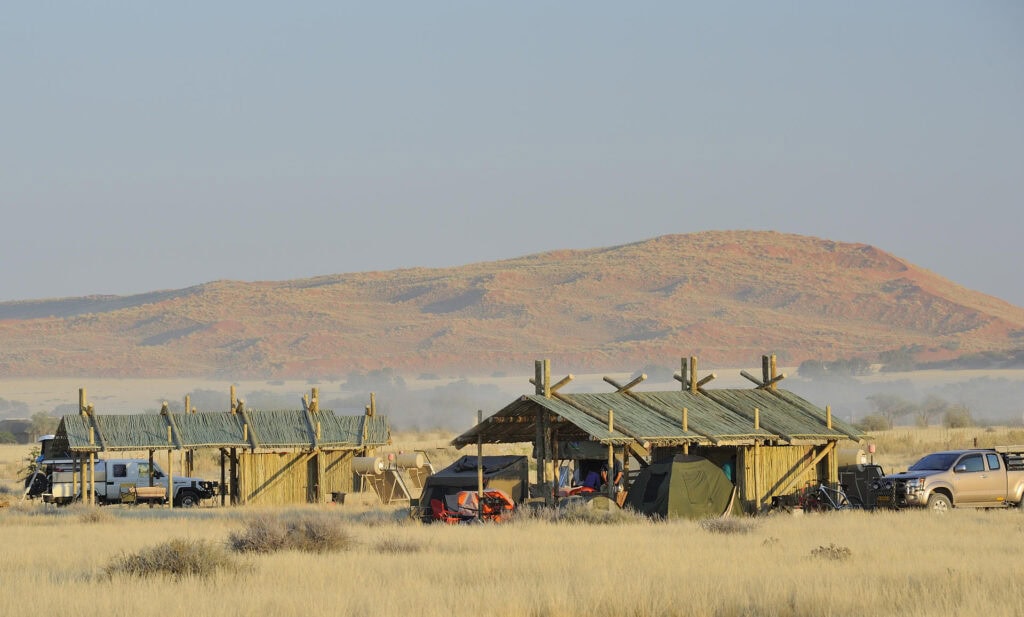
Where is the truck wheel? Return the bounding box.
[24,473,48,496]
[927,493,951,512]
[176,491,200,508]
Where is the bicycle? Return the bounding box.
[797,481,862,512]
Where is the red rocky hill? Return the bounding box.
[2,231,1022,379]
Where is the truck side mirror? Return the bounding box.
[954,464,967,473]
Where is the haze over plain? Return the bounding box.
[2,4,1022,305]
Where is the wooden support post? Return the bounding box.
[477,410,484,520]
[88,426,95,506]
[770,355,778,391]
[184,394,194,476]
[72,453,79,504]
[607,410,615,500]
[230,385,237,414]
[534,360,547,504]
[690,356,698,394]
[220,449,226,507]
[752,407,760,513]
[621,441,629,492]
[229,448,238,505]
[681,357,688,390]
[167,448,174,509]
[682,407,689,455]
[753,441,761,513]
[826,405,833,429]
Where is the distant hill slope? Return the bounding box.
[2,231,1022,379]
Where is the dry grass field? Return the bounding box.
[3,429,1024,617]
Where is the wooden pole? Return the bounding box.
[826,405,833,430]
[230,385,237,413]
[681,357,687,391]
[88,426,95,506]
[477,410,484,521]
[690,356,698,394]
[770,354,778,391]
[607,410,615,500]
[185,394,194,476]
[682,407,689,455]
[220,449,227,507]
[534,360,546,503]
[167,447,174,509]
[72,453,79,504]
[753,407,760,513]
[229,448,237,505]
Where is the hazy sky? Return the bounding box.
[3,3,1022,305]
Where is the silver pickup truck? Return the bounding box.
[872,447,1024,511]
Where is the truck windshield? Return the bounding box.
[909,453,960,471]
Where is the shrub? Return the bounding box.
[228,514,355,554]
[511,498,648,525]
[811,543,852,561]
[76,506,113,524]
[374,537,423,554]
[944,405,975,429]
[699,517,759,535]
[104,538,242,579]
[856,414,891,432]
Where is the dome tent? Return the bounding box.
[625,454,735,519]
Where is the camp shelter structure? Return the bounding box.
[418,455,529,521]
[451,357,866,513]
[625,454,735,519]
[50,388,390,506]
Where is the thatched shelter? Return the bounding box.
[51,387,390,506]
[451,357,865,513]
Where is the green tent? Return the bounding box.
[625,454,735,519]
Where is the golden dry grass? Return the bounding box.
[3,430,1024,617]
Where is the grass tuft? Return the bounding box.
[810,543,852,561]
[375,537,424,554]
[699,517,759,535]
[104,538,242,579]
[76,506,113,524]
[228,513,356,554]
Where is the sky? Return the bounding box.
[3,3,1022,306]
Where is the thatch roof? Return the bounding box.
[53,409,389,453]
[450,387,863,448]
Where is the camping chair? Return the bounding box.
[429,498,462,524]
[119,483,138,506]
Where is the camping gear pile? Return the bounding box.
[429,488,515,524]
[419,455,528,523]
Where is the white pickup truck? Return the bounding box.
[44,458,218,507]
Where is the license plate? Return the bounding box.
[876,495,891,503]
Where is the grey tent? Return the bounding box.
[418,455,529,521]
[624,454,735,519]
